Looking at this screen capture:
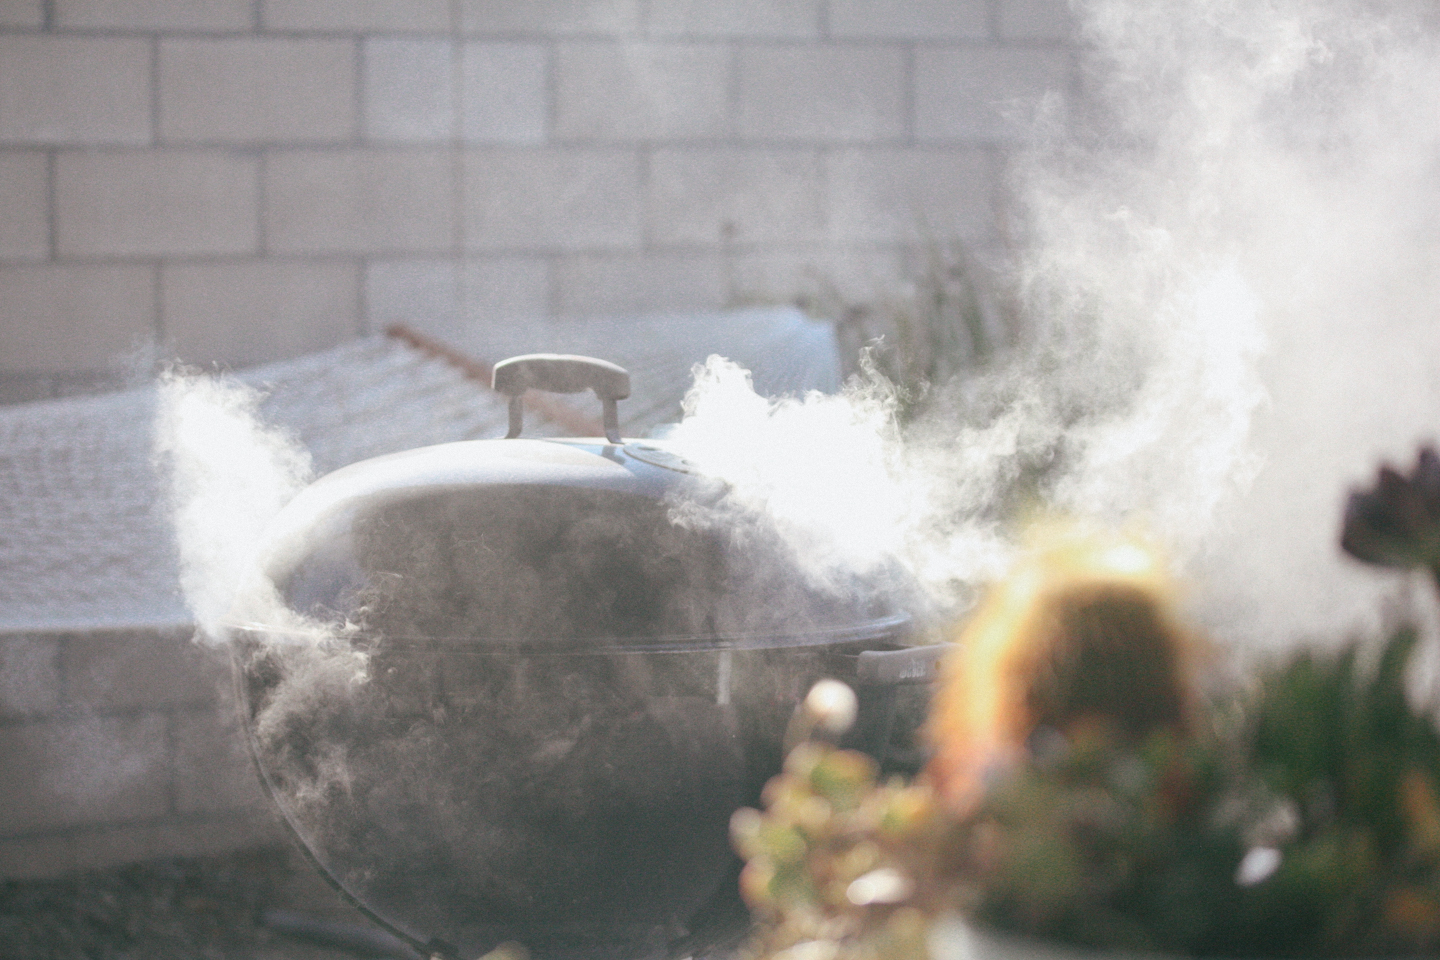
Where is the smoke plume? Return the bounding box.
[158,0,1440,667]
[155,371,316,642]
[1026,0,1440,653]
[671,0,1440,658]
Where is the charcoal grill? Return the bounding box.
[232,355,940,960]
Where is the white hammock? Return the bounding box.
[0,307,840,633]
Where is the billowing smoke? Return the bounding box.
[159,1,1440,671]
[155,371,325,643]
[667,0,1440,659]
[1019,0,1440,654]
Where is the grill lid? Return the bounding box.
[249,436,911,651]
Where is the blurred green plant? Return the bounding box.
[793,241,1022,421]
[733,446,1440,958]
[1341,445,1440,586]
[737,629,1440,959]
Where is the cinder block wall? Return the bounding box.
[0,628,280,877]
[0,0,1076,403]
[0,0,1078,876]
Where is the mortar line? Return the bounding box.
[152,259,165,350]
[353,256,369,337]
[162,707,179,816]
[450,12,467,309]
[0,696,227,731]
[45,149,57,262]
[727,37,741,142]
[150,36,161,147]
[2,808,272,846]
[254,148,268,259]
[353,35,366,146]
[903,40,916,147]
[637,145,652,252]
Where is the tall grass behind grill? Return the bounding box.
[786,241,1024,423]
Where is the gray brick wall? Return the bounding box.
[0,0,1076,402]
[0,629,281,879]
[0,0,1078,873]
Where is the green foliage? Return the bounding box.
[734,446,1440,957]
[736,627,1440,958]
[956,727,1247,955]
[960,626,1440,958]
[797,241,1022,422]
[1250,627,1440,857]
[1234,626,1440,956]
[731,742,942,960]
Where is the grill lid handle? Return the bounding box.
[492,354,631,444]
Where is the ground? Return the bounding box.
[0,844,421,960]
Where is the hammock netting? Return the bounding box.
[0,307,841,633]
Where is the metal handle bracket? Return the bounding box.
[491,354,631,443]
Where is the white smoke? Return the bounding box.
[664,358,1034,616]
[1030,0,1440,653]
[671,0,1440,657]
[157,0,1440,664]
[664,360,914,588]
[154,371,315,642]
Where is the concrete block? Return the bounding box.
[647,147,824,246]
[0,151,48,261]
[555,41,730,141]
[646,0,820,38]
[0,370,124,402]
[61,628,225,713]
[365,37,453,143]
[826,147,997,244]
[553,252,726,317]
[71,814,285,873]
[729,243,909,307]
[0,714,169,835]
[1000,0,1078,40]
[736,45,906,142]
[461,256,551,323]
[262,0,449,31]
[0,373,54,405]
[828,0,987,39]
[370,257,552,353]
[0,835,75,879]
[461,42,549,144]
[366,258,461,325]
[160,38,357,145]
[56,150,259,257]
[172,706,268,815]
[0,0,42,27]
[0,37,150,146]
[0,635,60,717]
[463,148,641,251]
[57,0,253,30]
[459,0,640,36]
[163,260,361,367]
[265,148,454,255]
[0,813,285,879]
[0,264,155,372]
[915,46,1074,143]
[38,370,128,400]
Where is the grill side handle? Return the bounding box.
[493,353,632,443]
[854,643,945,686]
[838,643,947,770]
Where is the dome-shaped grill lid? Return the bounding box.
[261,447,910,651]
